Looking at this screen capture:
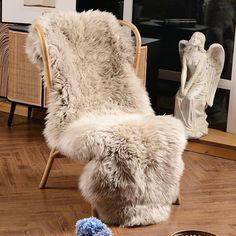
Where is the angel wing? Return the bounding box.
[206,44,225,107]
[178,40,188,61]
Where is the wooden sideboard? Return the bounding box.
[7,26,47,126]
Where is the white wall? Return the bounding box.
[2,0,76,24]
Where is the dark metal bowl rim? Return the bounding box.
[171,229,217,236]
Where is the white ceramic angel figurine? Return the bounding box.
[175,32,225,139]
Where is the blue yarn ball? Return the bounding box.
[75,217,112,236]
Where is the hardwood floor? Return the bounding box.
[0,111,236,236]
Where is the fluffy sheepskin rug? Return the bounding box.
[26,10,187,227]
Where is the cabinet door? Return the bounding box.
[8,30,42,106]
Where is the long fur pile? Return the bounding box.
[26,10,187,227]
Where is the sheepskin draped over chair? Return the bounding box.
[26,10,187,227]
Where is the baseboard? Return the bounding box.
[0,100,28,116]
[195,128,236,150]
[187,142,236,161]
[187,128,236,161]
[0,100,45,119]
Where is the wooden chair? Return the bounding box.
[34,19,181,209]
[34,20,147,190]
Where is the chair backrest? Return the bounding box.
[26,11,154,144]
[34,17,142,91]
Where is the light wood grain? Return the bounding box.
[198,128,236,149]
[187,141,236,161]
[137,46,147,85]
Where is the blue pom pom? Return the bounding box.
[75,217,112,236]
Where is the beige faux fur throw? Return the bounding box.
[26,10,187,227]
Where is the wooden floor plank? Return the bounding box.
[200,128,236,149]
[0,111,236,236]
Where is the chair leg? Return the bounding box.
[27,106,33,119]
[39,149,60,189]
[8,102,16,127]
[91,207,98,218]
[173,195,181,205]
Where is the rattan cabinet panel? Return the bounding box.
[0,23,10,97]
[8,30,42,106]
